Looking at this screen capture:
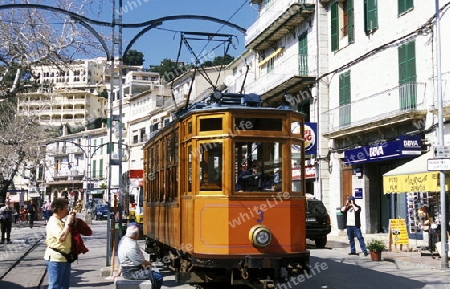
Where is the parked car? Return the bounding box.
[306,197,331,248]
[93,204,113,220]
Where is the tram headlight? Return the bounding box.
[249,225,272,248]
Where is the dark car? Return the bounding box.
[306,197,331,248]
[93,204,113,220]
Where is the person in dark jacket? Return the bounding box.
[0,201,14,244]
[341,196,368,256]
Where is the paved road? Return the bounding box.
[1,216,449,289]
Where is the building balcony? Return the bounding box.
[47,148,69,157]
[428,72,450,118]
[246,0,315,51]
[245,53,315,103]
[322,82,428,139]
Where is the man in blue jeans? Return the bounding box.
[118,225,163,289]
[341,196,368,256]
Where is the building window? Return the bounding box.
[364,0,378,32]
[339,71,351,126]
[398,41,417,110]
[99,159,103,178]
[331,0,354,52]
[298,32,308,75]
[398,0,413,15]
[267,57,274,73]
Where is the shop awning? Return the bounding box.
[383,151,450,193]
[8,192,41,203]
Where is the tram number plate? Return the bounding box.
[306,217,316,222]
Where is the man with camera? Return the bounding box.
[341,196,368,256]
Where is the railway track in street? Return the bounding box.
[0,225,47,288]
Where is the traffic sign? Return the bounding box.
[433,146,450,158]
[427,158,450,171]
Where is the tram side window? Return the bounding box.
[234,141,282,192]
[199,142,222,191]
[291,141,303,193]
[188,145,192,192]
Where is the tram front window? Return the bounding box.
[199,142,223,191]
[235,141,282,192]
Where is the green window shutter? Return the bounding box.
[93,139,97,155]
[298,32,308,75]
[92,160,97,179]
[364,0,378,31]
[99,159,103,178]
[331,3,339,51]
[398,0,413,15]
[106,118,111,128]
[348,0,355,43]
[100,138,104,154]
[398,41,417,109]
[339,71,352,126]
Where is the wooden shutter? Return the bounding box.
[339,71,351,126]
[99,159,103,178]
[298,32,308,75]
[364,0,378,31]
[331,3,339,51]
[398,0,413,15]
[348,0,355,43]
[398,41,416,109]
[92,159,97,178]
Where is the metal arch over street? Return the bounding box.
[0,3,112,60]
[0,4,247,61]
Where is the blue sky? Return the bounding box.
[92,0,258,67]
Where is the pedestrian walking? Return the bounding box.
[0,201,14,244]
[28,200,38,228]
[341,196,368,256]
[44,198,76,289]
[43,200,52,224]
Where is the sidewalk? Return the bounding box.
[326,232,444,270]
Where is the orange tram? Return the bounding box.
[142,93,310,288]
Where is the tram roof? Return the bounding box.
[147,92,303,142]
[174,92,294,118]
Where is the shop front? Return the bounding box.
[344,135,423,233]
[383,150,450,243]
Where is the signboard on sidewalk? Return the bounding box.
[388,219,409,252]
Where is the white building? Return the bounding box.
[322,0,450,236]
[239,0,331,217]
[32,57,107,94]
[17,90,108,128]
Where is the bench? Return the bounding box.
[114,276,152,289]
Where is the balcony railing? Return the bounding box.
[245,53,315,95]
[246,0,315,45]
[322,82,427,135]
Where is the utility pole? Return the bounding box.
[435,0,448,270]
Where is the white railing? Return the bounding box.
[245,53,315,95]
[322,82,427,134]
[246,0,315,45]
[431,72,450,107]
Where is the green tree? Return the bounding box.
[150,58,192,83]
[203,54,235,67]
[124,50,145,66]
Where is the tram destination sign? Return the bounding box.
[427,158,450,171]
